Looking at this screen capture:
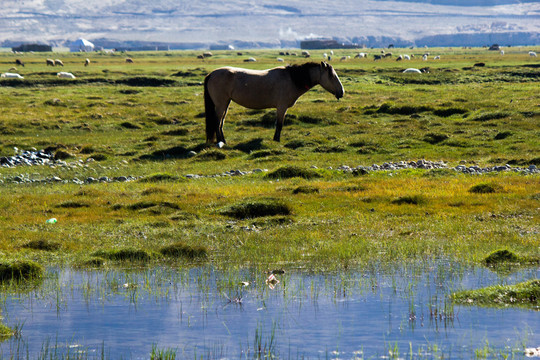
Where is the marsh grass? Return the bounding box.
[92,248,153,262]
[452,279,540,308]
[159,242,208,259]
[0,260,43,282]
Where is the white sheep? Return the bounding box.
[1,72,24,79]
[57,72,76,79]
[500,50,504,55]
[422,54,428,61]
[434,55,441,60]
[529,51,537,57]
[403,54,411,60]
[277,57,284,62]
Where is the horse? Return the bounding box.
[204,61,344,143]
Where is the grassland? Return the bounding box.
[0,47,538,270]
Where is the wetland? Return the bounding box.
[0,47,539,358]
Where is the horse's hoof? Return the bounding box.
[217,141,225,148]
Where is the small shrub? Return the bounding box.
[292,185,319,194]
[159,242,208,259]
[391,195,426,205]
[469,183,502,194]
[80,145,95,154]
[266,165,321,179]
[221,198,292,219]
[0,260,43,282]
[21,239,60,251]
[483,249,520,266]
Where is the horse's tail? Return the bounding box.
[204,74,218,143]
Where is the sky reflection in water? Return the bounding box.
[1,262,539,359]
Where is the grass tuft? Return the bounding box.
[139,173,182,182]
[56,200,90,208]
[21,239,61,251]
[221,198,292,219]
[468,183,502,194]
[483,249,520,265]
[0,260,43,282]
[391,195,427,205]
[92,248,152,262]
[196,150,227,161]
[452,279,540,308]
[292,185,319,194]
[266,165,321,180]
[159,242,208,259]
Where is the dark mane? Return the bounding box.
[286,62,320,90]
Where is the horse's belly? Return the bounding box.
[231,92,276,110]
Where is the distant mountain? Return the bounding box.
[0,0,538,49]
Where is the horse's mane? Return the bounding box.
[286,62,321,90]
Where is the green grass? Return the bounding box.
[0,47,537,270]
[452,279,540,308]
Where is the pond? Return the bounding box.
[0,262,538,359]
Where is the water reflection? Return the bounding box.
[0,263,538,359]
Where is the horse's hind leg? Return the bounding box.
[215,100,231,144]
[273,107,288,142]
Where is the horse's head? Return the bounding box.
[319,62,344,100]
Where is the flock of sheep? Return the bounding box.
[1,56,137,80]
[2,49,537,80]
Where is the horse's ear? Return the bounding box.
[321,61,328,68]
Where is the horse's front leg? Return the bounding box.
[273,107,288,142]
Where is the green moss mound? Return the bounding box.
[138,173,182,183]
[92,248,152,262]
[221,198,292,219]
[391,195,427,205]
[452,279,540,308]
[469,183,502,194]
[266,165,321,180]
[159,242,208,259]
[483,249,520,265]
[0,260,43,282]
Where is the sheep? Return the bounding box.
[529,51,537,57]
[403,55,411,60]
[354,52,366,58]
[54,59,64,66]
[1,72,24,79]
[373,54,383,61]
[15,59,24,67]
[244,57,257,62]
[434,55,441,60]
[500,50,504,55]
[277,57,284,62]
[125,58,134,63]
[202,52,213,57]
[422,54,428,61]
[197,54,204,59]
[46,59,55,66]
[340,56,350,61]
[84,58,90,66]
[396,55,403,61]
[301,50,310,57]
[9,67,17,71]
[57,72,76,79]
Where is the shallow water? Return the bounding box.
[0,262,539,359]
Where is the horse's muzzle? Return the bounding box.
[335,90,344,100]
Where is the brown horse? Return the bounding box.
[204,61,344,143]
